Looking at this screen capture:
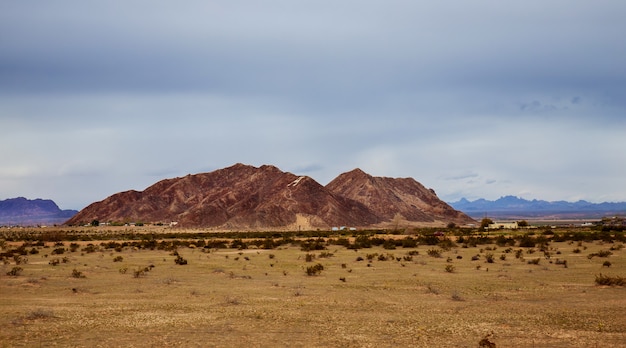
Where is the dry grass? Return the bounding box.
[1,231,625,347]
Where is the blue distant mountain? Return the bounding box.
[0,197,78,226]
[448,195,626,219]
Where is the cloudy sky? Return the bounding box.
[1,1,625,210]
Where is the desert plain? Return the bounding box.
[1,226,625,347]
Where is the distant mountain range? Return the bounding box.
[449,196,626,219]
[0,197,78,226]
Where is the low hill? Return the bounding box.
[0,197,78,226]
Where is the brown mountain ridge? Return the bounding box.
[66,163,475,229]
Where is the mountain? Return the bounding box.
[449,196,626,219]
[0,197,78,226]
[66,163,474,229]
[326,169,474,225]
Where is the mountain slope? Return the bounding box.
[0,197,78,226]
[326,169,475,225]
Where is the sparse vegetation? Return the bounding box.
[1,226,625,347]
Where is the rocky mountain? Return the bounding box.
[326,169,474,225]
[449,196,626,219]
[66,163,474,229]
[0,197,78,226]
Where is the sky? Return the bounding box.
[1,1,625,210]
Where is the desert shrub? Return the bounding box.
[174,255,188,265]
[51,247,65,255]
[588,250,612,259]
[230,239,248,250]
[437,239,457,251]
[478,332,496,348]
[427,248,442,258]
[356,256,364,261]
[71,269,85,278]
[515,249,524,259]
[25,308,55,320]
[401,237,417,248]
[527,258,541,265]
[7,266,23,276]
[495,235,516,247]
[300,238,326,251]
[471,255,480,261]
[407,250,419,256]
[403,255,413,262]
[49,258,60,266]
[518,236,536,248]
[366,253,378,261]
[268,254,275,259]
[318,251,334,258]
[573,248,581,254]
[29,248,39,255]
[445,264,455,273]
[305,253,315,262]
[113,256,124,262]
[451,291,464,301]
[13,255,28,265]
[610,243,624,251]
[603,261,612,267]
[555,259,568,268]
[499,254,506,261]
[382,240,397,250]
[425,283,440,294]
[484,253,495,263]
[595,274,626,286]
[306,263,324,276]
[82,244,97,253]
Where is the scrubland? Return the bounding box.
[1,227,625,347]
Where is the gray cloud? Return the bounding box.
[1,1,625,209]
